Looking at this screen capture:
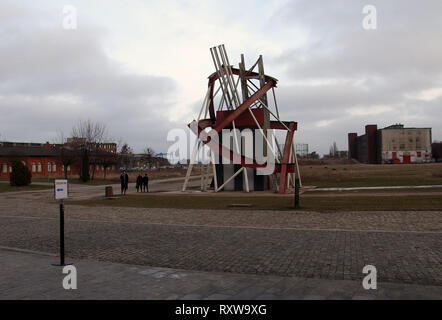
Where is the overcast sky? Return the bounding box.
[1,0,441,155]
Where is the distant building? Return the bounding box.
[322,150,348,159]
[155,153,168,159]
[0,140,118,178]
[277,143,309,157]
[432,142,442,162]
[348,124,432,164]
[295,143,309,157]
[130,153,171,169]
[66,137,117,153]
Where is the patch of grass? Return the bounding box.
[300,163,442,188]
[31,177,117,186]
[305,187,442,195]
[72,193,442,211]
[0,183,52,193]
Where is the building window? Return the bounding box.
[2,164,7,173]
[67,165,71,172]
[32,163,36,173]
[53,164,57,172]
[38,163,42,172]
[48,163,51,172]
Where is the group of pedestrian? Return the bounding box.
[136,173,149,192]
[120,170,149,195]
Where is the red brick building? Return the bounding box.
[0,141,118,178]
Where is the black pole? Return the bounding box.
[53,200,72,266]
[294,178,300,209]
[60,201,65,265]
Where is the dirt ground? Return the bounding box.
[299,162,442,187]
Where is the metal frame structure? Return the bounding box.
[183,45,301,194]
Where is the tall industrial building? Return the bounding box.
[348,124,432,164]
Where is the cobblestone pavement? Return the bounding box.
[1,191,441,232]
[1,249,441,299]
[0,187,441,292]
[0,213,440,286]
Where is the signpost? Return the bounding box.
[52,180,72,266]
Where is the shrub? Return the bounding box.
[10,161,32,186]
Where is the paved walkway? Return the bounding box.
[0,214,440,286]
[0,184,441,299]
[1,248,440,300]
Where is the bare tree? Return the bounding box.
[53,131,80,179]
[329,142,338,158]
[102,155,117,179]
[118,143,134,169]
[71,119,109,180]
[141,146,156,169]
[0,132,7,145]
[71,119,108,148]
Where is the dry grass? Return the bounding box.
[299,162,442,187]
[73,193,442,211]
[30,167,201,186]
[0,183,52,193]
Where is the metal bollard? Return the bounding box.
[294,178,300,209]
[52,200,72,266]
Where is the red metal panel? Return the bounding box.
[215,109,264,128]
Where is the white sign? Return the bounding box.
[54,179,68,200]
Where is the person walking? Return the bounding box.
[120,170,129,195]
[142,174,149,192]
[136,173,142,192]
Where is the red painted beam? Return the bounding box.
[278,122,296,194]
[270,121,297,131]
[212,79,275,133]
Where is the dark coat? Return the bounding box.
[120,173,129,187]
[142,176,149,185]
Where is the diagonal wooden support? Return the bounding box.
[278,122,296,194]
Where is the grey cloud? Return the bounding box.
[0,1,177,153]
[265,0,442,154]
